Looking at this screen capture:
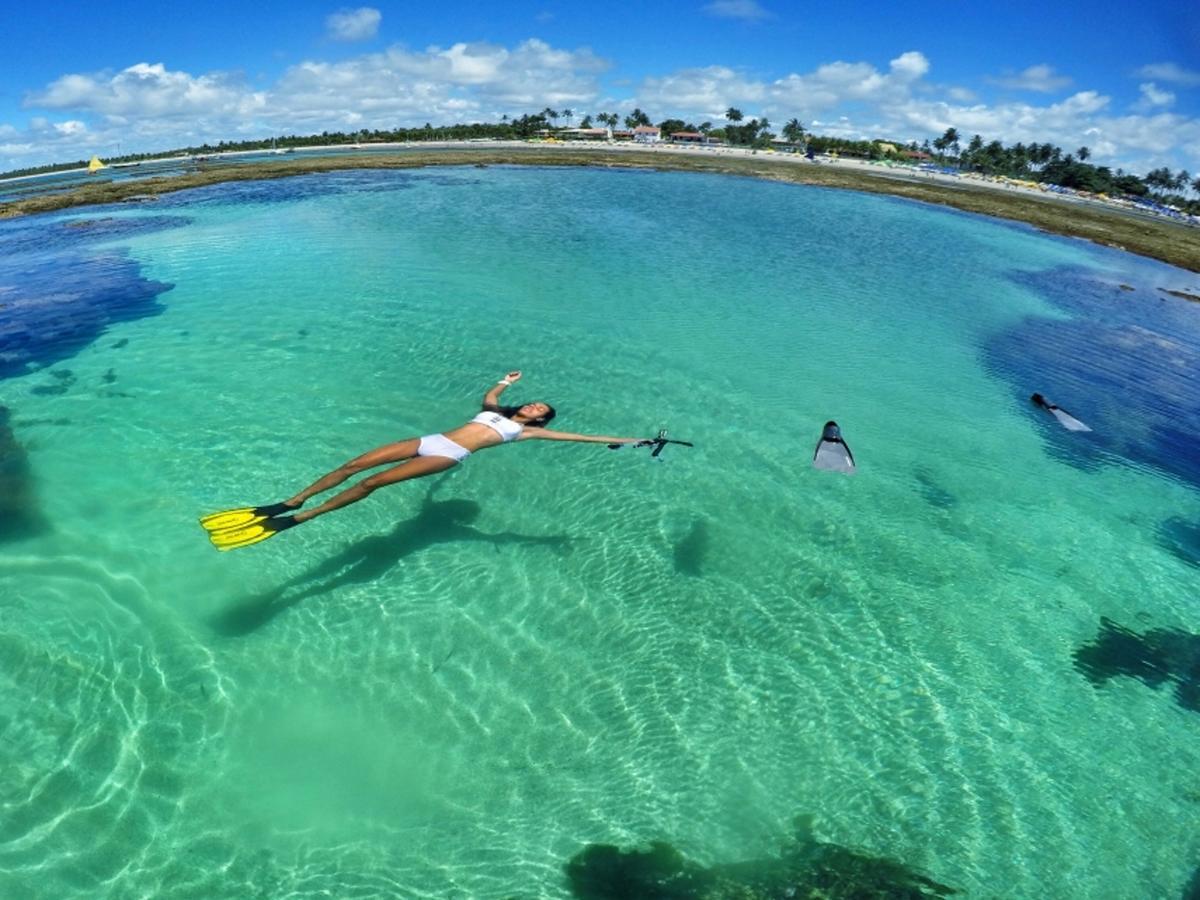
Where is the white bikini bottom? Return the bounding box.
[416,433,471,463]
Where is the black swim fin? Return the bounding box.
[1031,393,1091,432]
[813,421,856,474]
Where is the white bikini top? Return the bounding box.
[471,410,524,442]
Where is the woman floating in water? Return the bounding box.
[201,371,646,550]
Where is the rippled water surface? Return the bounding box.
[2,166,1200,898]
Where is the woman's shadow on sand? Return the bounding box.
[209,480,575,636]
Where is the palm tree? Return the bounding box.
[623,108,651,129]
[933,127,959,166]
[965,134,984,169]
[1077,146,1091,162]
[932,133,950,165]
[726,107,743,124]
[1192,175,1200,196]
[782,118,805,144]
[1144,167,1173,196]
[563,108,574,126]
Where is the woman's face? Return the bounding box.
[517,402,551,422]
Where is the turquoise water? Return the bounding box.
[2,165,1200,897]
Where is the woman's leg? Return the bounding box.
[285,438,421,507]
[294,454,458,523]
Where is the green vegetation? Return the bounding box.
[565,814,958,899]
[4,112,1196,214]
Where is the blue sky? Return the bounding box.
[2,0,1198,175]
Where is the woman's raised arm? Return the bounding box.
[482,370,522,410]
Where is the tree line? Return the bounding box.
[2,113,1196,214]
[920,127,1198,210]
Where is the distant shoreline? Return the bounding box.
[3,142,1199,273]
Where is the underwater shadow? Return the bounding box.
[1073,617,1200,712]
[912,466,958,510]
[1183,864,1200,900]
[209,480,575,636]
[672,519,709,577]
[0,405,49,542]
[1158,517,1200,569]
[566,814,958,899]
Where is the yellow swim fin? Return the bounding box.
[207,515,300,551]
[200,507,264,532]
[199,501,297,533]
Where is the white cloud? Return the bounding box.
[1133,62,1200,86]
[637,66,764,119]
[275,39,607,120]
[989,64,1072,93]
[1137,82,1176,108]
[631,55,1197,173]
[326,7,381,42]
[763,52,929,115]
[7,40,610,170]
[702,0,770,21]
[889,51,929,81]
[27,63,266,120]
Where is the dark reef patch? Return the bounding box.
[565,815,957,899]
[29,368,76,396]
[986,266,1200,490]
[1073,617,1200,712]
[0,405,48,541]
[150,168,479,211]
[0,214,180,380]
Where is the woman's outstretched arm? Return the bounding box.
[519,427,644,445]
[482,370,521,410]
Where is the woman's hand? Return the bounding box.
[484,370,521,407]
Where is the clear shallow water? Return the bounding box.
[2,166,1200,897]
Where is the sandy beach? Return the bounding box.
[3,140,1199,273]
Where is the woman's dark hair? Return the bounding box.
[484,402,557,427]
